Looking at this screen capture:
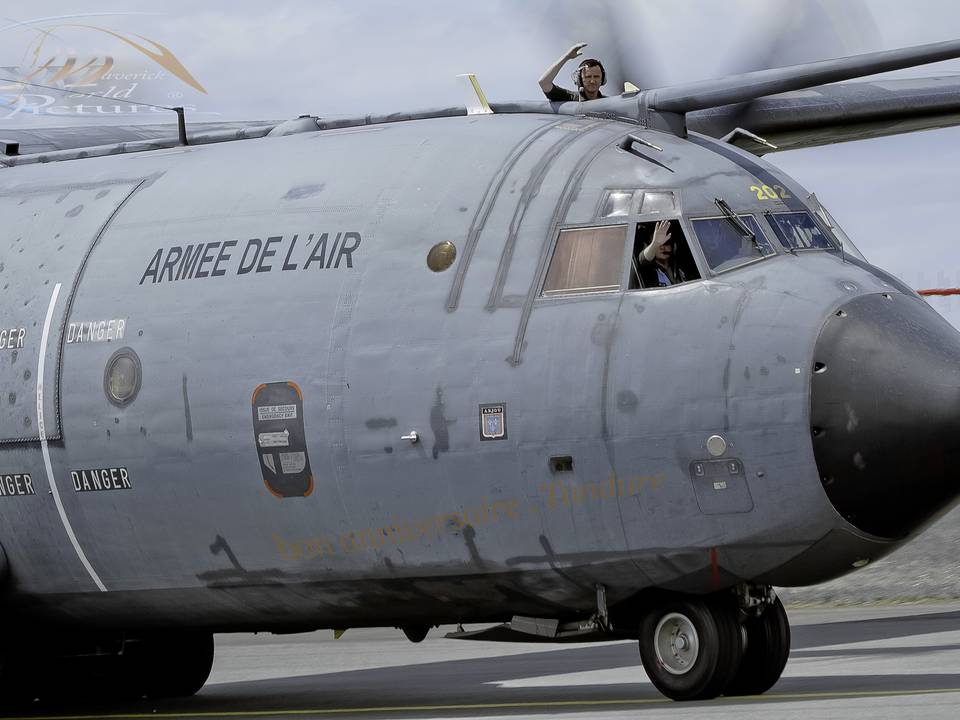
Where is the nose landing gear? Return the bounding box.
[637,585,790,701]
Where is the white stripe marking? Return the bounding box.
[37,282,107,592]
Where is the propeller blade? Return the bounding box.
[532,0,879,96]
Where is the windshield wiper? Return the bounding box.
[715,197,762,252]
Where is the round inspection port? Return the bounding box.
[103,347,142,407]
[427,241,457,272]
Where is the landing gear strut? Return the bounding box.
[637,587,790,701]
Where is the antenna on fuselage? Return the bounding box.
[456,73,494,115]
[0,76,191,146]
[173,107,189,146]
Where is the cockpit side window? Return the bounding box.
[809,196,867,260]
[767,212,838,252]
[542,225,628,296]
[597,189,678,221]
[629,220,700,290]
[598,190,636,218]
[638,191,676,215]
[692,215,774,272]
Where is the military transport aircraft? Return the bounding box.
[3,35,960,705]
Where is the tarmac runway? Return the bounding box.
[7,603,960,720]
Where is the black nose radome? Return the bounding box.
[811,293,960,539]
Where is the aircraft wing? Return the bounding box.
[687,75,960,155]
[4,73,960,161]
[0,120,276,155]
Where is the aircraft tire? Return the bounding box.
[638,595,743,701]
[0,640,44,705]
[0,650,30,705]
[123,632,215,698]
[723,596,791,696]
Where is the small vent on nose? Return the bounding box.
[813,362,827,374]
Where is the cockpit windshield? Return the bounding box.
[692,215,774,272]
[767,212,838,252]
[808,195,867,261]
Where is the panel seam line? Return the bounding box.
[37,282,107,592]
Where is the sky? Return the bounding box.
[2,0,960,324]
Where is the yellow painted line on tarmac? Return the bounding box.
[8,687,960,720]
[2,699,662,720]
[1,700,661,720]
[726,687,960,702]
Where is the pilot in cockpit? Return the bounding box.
[635,220,696,288]
[539,42,607,102]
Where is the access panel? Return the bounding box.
[0,179,144,442]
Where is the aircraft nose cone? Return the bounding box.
[810,292,960,539]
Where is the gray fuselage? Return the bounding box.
[0,112,954,632]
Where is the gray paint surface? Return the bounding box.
[1,104,950,632]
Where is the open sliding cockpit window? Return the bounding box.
[692,214,774,273]
[629,220,700,290]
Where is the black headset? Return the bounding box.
[573,59,606,88]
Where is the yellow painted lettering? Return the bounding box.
[492,499,519,520]
[273,533,304,561]
[540,481,563,509]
